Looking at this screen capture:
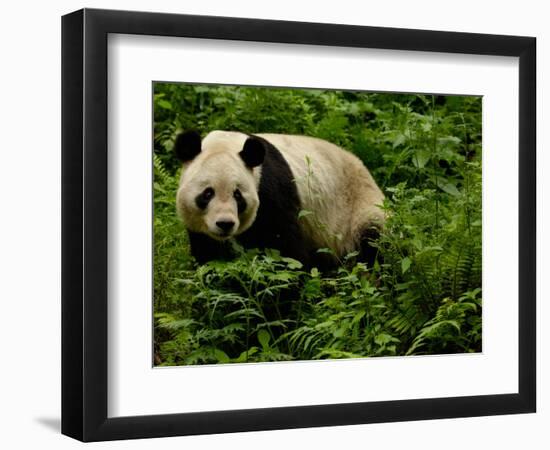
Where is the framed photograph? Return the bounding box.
[62,8,536,442]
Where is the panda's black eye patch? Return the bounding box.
[234,189,247,214]
[195,187,214,210]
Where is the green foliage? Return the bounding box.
[153,83,482,365]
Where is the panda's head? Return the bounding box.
[175,130,265,241]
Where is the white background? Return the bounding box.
[0,0,547,448]
[109,36,518,416]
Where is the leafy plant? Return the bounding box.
[152,84,482,365]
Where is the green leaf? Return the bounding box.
[401,257,412,274]
[413,150,430,168]
[432,176,460,196]
[344,251,360,261]
[375,333,399,346]
[351,310,366,325]
[411,238,423,250]
[421,121,432,132]
[437,136,461,147]
[298,210,314,219]
[282,257,303,270]
[392,133,406,149]
[212,349,230,363]
[258,329,271,350]
[233,347,259,363]
[157,99,172,110]
[333,327,346,338]
[438,180,460,196]
[268,272,292,282]
[317,248,333,254]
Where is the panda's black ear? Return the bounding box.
[240,137,266,168]
[174,130,202,162]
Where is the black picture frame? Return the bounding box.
[62,8,536,442]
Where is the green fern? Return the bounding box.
[153,152,172,184]
[152,86,483,365]
[407,288,481,355]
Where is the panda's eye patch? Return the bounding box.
[195,187,214,210]
[234,189,247,214]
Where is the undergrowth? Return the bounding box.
[153,85,482,365]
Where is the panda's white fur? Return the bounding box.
[176,130,385,264]
[176,132,261,241]
[253,133,385,257]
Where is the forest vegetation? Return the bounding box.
[153,83,482,365]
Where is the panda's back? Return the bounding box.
[257,133,385,256]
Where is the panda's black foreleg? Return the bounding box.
[187,230,233,264]
[262,222,311,320]
[237,220,311,269]
[276,223,312,269]
[359,226,382,269]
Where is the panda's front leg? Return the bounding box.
[236,219,311,268]
[358,225,382,268]
[187,230,233,264]
[274,222,312,269]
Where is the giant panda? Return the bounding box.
[175,130,385,269]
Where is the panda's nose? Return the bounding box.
[216,220,235,233]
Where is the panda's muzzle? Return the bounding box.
[215,220,235,235]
